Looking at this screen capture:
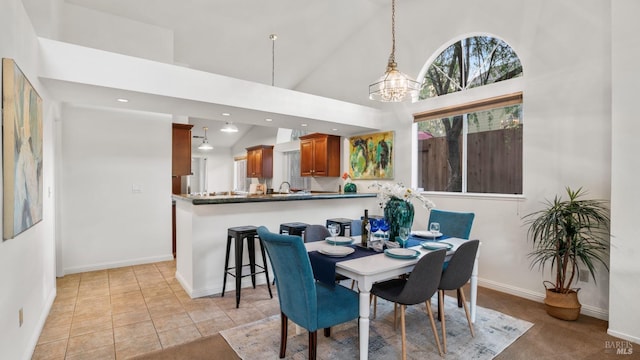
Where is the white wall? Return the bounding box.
[311,0,614,319]
[59,105,174,273]
[0,0,58,359]
[60,2,174,64]
[610,0,640,344]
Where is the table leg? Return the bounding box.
[470,256,479,323]
[357,282,371,360]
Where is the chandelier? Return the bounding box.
[369,0,419,102]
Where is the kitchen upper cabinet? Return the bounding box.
[246,145,274,178]
[299,133,340,177]
[172,123,193,177]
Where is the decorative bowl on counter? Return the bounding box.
[344,182,357,193]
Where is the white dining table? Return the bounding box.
[305,236,479,360]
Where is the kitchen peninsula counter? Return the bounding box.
[173,191,376,205]
[173,192,379,298]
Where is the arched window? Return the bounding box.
[415,36,523,195]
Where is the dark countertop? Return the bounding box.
[172,192,377,205]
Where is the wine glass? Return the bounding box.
[429,222,440,240]
[399,227,410,248]
[328,223,340,245]
[378,218,390,241]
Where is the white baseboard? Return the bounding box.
[24,287,57,360]
[607,329,640,345]
[63,254,174,275]
[478,278,609,320]
[175,271,270,299]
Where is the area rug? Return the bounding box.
[221,295,533,359]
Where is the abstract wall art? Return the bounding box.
[2,58,43,240]
[348,131,394,180]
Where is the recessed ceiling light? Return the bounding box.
[117,98,129,103]
[265,118,273,122]
[301,123,308,127]
[332,128,338,131]
[222,112,230,116]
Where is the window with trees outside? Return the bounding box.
[415,36,523,195]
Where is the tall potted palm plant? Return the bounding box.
[523,187,610,320]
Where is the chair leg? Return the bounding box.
[279,313,288,358]
[350,280,356,290]
[457,288,463,308]
[393,303,398,331]
[309,331,318,360]
[324,327,331,337]
[425,300,443,356]
[459,288,475,337]
[439,290,447,354]
[400,304,407,360]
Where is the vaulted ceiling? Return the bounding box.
[25,0,425,145]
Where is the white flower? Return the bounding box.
[368,182,435,210]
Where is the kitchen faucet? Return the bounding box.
[278,181,291,194]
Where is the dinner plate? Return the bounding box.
[412,230,443,238]
[384,248,420,259]
[325,236,354,245]
[420,241,454,250]
[318,246,355,257]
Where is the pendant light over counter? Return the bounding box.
[197,126,213,150]
[369,0,419,103]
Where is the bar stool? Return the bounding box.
[325,218,353,236]
[279,222,308,237]
[222,225,273,308]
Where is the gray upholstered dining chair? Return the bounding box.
[303,224,331,243]
[437,239,480,353]
[428,209,475,308]
[304,224,354,288]
[257,226,359,360]
[370,249,447,359]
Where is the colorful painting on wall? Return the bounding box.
[2,58,43,240]
[348,131,394,179]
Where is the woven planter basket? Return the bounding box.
[544,287,581,321]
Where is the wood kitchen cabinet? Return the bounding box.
[299,133,340,177]
[246,145,274,178]
[172,123,193,177]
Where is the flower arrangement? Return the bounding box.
[369,181,435,210]
[342,172,352,182]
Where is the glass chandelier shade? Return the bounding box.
[368,0,419,102]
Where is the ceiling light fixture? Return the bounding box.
[197,127,213,150]
[220,122,239,133]
[368,0,419,102]
[269,34,277,86]
[116,98,129,103]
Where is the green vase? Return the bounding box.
[344,182,357,193]
[383,197,414,242]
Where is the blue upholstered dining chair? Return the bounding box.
[350,219,362,236]
[427,209,475,239]
[257,226,359,360]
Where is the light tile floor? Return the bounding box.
[32,260,279,360]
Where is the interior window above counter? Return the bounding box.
[299,133,340,177]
